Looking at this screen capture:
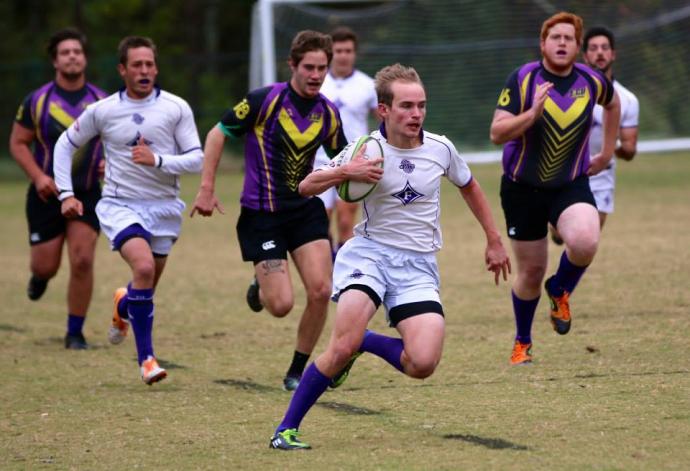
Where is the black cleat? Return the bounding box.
[246,277,263,312]
[64,332,89,350]
[283,374,300,392]
[269,428,311,450]
[27,276,48,301]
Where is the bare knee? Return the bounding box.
[567,235,598,264]
[265,296,293,317]
[306,281,332,306]
[70,251,94,277]
[518,264,547,290]
[405,356,439,379]
[329,341,359,370]
[131,259,156,285]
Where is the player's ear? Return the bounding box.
[117,63,126,78]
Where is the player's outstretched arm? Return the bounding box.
[459,179,511,285]
[190,126,225,217]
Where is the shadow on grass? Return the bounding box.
[214,378,277,393]
[157,358,187,370]
[316,401,381,415]
[0,324,26,333]
[443,433,529,450]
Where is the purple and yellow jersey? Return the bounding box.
[218,82,347,212]
[496,61,613,188]
[16,81,107,191]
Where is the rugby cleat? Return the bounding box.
[27,275,48,301]
[283,374,300,392]
[108,287,129,345]
[269,428,311,450]
[510,340,532,365]
[64,332,89,350]
[246,277,263,313]
[545,276,571,335]
[141,356,167,385]
[329,351,362,388]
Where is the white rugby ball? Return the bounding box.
[336,135,384,203]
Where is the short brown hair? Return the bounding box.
[374,63,424,106]
[330,26,358,50]
[118,36,158,65]
[47,28,87,59]
[540,11,584,45]
[289,30,332,66]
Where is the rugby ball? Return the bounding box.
[336,135,384,203]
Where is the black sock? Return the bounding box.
[286,351,310,378]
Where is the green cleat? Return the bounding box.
[269,428,311,450]
[329,351,362,389]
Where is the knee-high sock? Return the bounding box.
[117,282,132,319]
[359,330,404,372]
[277,363,330,432]
[512,291,539,344]
[550,251,588,295]
[127,287,154,365]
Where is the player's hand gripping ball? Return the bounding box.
[336,135,384,202]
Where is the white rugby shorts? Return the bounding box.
[332,236,441,324]
[96,197,185,254]
[592,189,614,214]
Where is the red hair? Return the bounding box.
[540,12,584,45]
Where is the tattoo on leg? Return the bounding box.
[261,259,285,275]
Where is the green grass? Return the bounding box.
[1,152,689,470]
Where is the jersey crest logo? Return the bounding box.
[132,113,145,124]
[399,159,415,174]
[233,99,250,119]
[126,131,153,147]
[308,112,322,123]
[349,269,364,279]
[570,87,586,99]
[392,181,424,205]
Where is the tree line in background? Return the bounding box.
[1,0,254,157]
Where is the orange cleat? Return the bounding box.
[108,287,129,345]
[545,277,571,335]
[510,340,533,365]
[141,356,167,385]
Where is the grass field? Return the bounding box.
[1,152,688,470]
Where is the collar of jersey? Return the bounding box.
[118,85,161,102]
[379,122,424,144]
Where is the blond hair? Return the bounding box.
[374,63,424,106]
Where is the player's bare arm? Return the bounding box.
[615,126,638,161]
[190,126,226,217]
[298,149,383,197]
[458,179,511,285]
[588,91,621,176]
[490,82,554,145]
[9,122,58,201]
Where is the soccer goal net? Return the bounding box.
[250,0,690,156]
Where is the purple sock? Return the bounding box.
[127,287,154,365]
[360,330,404,372]
[67,314,85,336]
[511,291,539,344]
[277,363,330,432]
[550,251,588,295]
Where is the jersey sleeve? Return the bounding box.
[15,93,34,129]
[54,104,101,199]
[593,70,614,106]
[444,138,473,188]
[621,93,639,128]
[322,105,348,159]
[495,69,521,115]
[217,87,270,138]
[159,99,204,175]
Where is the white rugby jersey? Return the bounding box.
[342,128,472,253]
[54,88,203,201]
[589,80,639,192]
[314,69,377,167]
